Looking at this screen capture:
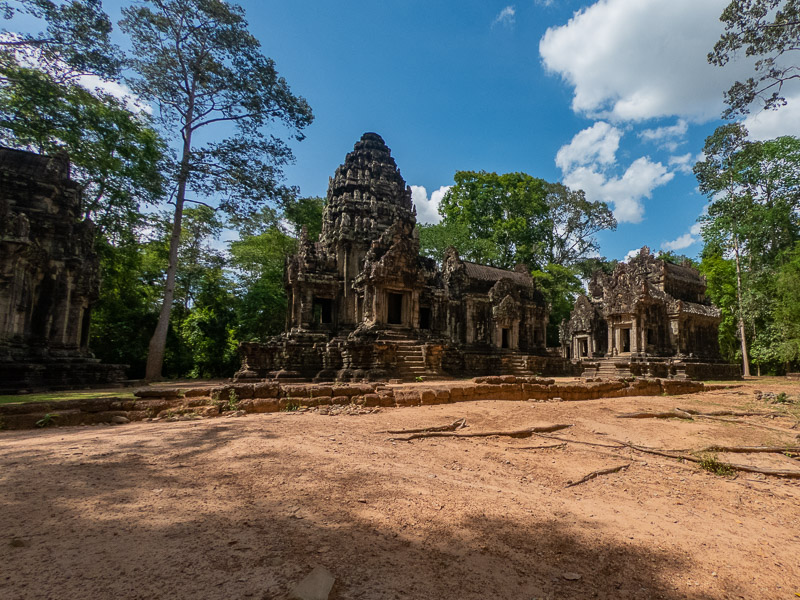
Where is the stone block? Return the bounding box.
[289,565,335,600]
[183,387,218,398]
[330,396,349,406]
[134,387,182,399]
[253,381,280,398]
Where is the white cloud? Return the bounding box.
[539,0,760,122]
[661,219,704,252]
[743,93,800,140]
[668,152,694,175]
[557,125,673,223]
[555,121,621,171]
[661,233,695,252]
[623,248,640,262]
[410,185,450,225]
[639,119,688,151]
[493,6,516,28]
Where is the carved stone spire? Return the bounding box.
[319,132,416,253]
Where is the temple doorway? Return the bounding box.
[387,292,403,325]
[620,327,631,353]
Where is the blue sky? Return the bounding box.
[15,1,800,261]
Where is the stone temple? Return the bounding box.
[0,147,126,392]
[236,133,573,382]
[560,247,741,380]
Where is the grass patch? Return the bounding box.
[699,454,735,477]
[0,390,136,406]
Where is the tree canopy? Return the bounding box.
[710,0,800,117]
[119,0,313,379]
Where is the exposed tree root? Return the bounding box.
[566,464,630,487]
[508,443,567,451]
[696,445,800,454]
[388,424,572,442]
[675,408,781,418]
[616,410,693,420]
[381,418,466,435]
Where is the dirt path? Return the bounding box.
[1,379,799,599]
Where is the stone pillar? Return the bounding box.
[631,318,638,354]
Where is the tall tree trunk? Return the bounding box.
[145,130,193,381]
[732,235,751,377]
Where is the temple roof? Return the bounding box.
[462,261,532,286]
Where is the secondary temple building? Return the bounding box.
[237,133,570,381]
[560,247,741,380]
[0,147,125,392]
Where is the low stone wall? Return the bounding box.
[0,376,714,431]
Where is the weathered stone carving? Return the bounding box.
[0,147,126,392]
[238,133,574,381]
[561,246,740,379]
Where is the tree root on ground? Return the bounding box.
[381,418,466,435]
[507,443,567,451]
[388,424,572,442]
[566,464,631,487]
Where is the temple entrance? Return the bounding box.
[501,328,510,349]
[419,306,431,330]
[620,327,631,353]
[579,338,589,357]
[387,292,403,325]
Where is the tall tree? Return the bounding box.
[119,0,313,380]
[0,0,120,80]
[710,0,800,118]
[426,171,615,271]
[0,62,165,239]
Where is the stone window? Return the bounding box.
[313,297,334,325]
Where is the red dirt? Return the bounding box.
[1,378,799,599]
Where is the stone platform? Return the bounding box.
[0,376,722,430]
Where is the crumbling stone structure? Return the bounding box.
[561,247,741,379]
[0,147,126,392]
[237,133,573,382]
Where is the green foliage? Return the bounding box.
[421,171,615,271]
[774,242,800,366]
[709,0,800,118]
[695,126,800,374]
[229,226,298,342]
[282,399,300,412]
[698,454,735,477]
[531,263,584,346]
[0,0,120,79]
[35,413,58,428]
[0,61,166,239]
[699,251,741,363]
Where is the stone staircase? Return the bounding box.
[501,353,531,376]
[593,357,628,378]
[395,341,427,380]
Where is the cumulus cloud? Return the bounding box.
[639,119,688,151]
[556,124,673,223]
[410,185,451,225]
[493,6,516,28]
[539,0,756,122]
[555,121,621,171]
[743,93,800,140]
[668,152,695,175]
[662,221,703,252]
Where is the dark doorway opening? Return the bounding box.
[501,328,510,349]
[621,328,631,353]
[387,292,403,325]
[580,338,589,357]
[313,297,334,325]
[419,306,431,330]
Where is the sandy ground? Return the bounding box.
[1,378,799,600]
